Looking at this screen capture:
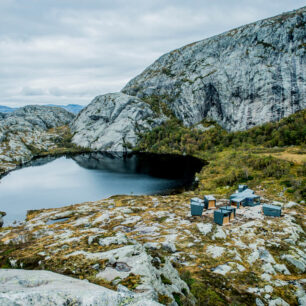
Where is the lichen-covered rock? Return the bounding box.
[0,105,75,173]
[122,7,306,131]
[0,269,161,305]
[71,92,166,152]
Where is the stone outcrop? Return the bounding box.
[0,194,305,305]
[71,93,166,151]
[0,269,161,305]
[71,7,305,152]
[0,105,75,173]
[122,7,305,131]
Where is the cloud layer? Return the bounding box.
[0,0,304,107]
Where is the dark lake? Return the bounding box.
[0,152,204,225]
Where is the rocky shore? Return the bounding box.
[0,193,305,305]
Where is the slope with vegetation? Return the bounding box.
[135,109,306,202]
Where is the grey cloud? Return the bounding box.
[0,0,304,107]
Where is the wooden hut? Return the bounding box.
[230,198,244,208]
[204,195,216,209]
[214,210,231,225]
[263,204,281,217]
[190,197,204,216]
[220,206,236,220]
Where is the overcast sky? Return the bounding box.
[0,0,304,107]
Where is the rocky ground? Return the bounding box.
[0,192,305,305]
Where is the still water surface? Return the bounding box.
[0,152,203,225]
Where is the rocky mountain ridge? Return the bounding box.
[71,93,166,152]
[0,105,75,173]
[72,6,305,151]
[122,6,305,131]
[0,103,83,115]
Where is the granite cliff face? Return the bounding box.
[0,105,75,173]
[122,7,305,131]
[71,93,166,152]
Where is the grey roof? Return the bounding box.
[263,204,281,210]
[190,197,203,204]
[204,195,216,201]
[230,188,259,201]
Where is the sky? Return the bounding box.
[0,0,304,107]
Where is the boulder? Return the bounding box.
[71,92,166,152]
[0,269,161,305]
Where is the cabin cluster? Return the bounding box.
[190,185,282,226]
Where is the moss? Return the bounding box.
[119,273,141,290]
[160,273,172,285]
[180,269,257,305]
[158,293,173,305]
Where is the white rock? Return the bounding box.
[274,264,290,275]
[268,298,290,306]
[71,93,166,152]
[196,223,212,235]
[0,269,160,305]
[265,285,274,293]
[206,246,225,258]
[212,227,227,239]
[213,264,232,275]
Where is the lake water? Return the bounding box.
[0,152,203,225]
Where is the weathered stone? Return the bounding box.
[196,223,212,235]
[123,7,305,132]
[71,93,166,152]
[0,269,161,305]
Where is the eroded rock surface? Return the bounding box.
[71,92,166,151]
[0,105,75,173]
[123,7,306,131]
[0,194,305,305]
[0,269,161,305]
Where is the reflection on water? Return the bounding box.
[0,152,204,225]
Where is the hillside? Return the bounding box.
[123,6,305,131]
[72,7,305,152]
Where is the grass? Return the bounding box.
[134,109,306,202]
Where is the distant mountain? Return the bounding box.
[0,104,84,115]
[0,106,17,113]
[46,104,84,114]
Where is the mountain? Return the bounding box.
[72,6,305,151]
[0,105,75,172]
[122,6,305,131]
[0,104,84,115]
[71,93,165,151]
[0,105,17,113]
[47,104,84,114]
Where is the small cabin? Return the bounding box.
[204,195,216,209]
[229,196,245,208]
[244,195,260,207]
[214,210,231,226]
[238,185,248,192]
[190,197,204,216]
[263,204,281,217]
[230,188,258,208]
[220,206,236,220]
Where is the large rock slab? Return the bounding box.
[71,92,166,152]
[122,7,306,131]
[0,269,161,306]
